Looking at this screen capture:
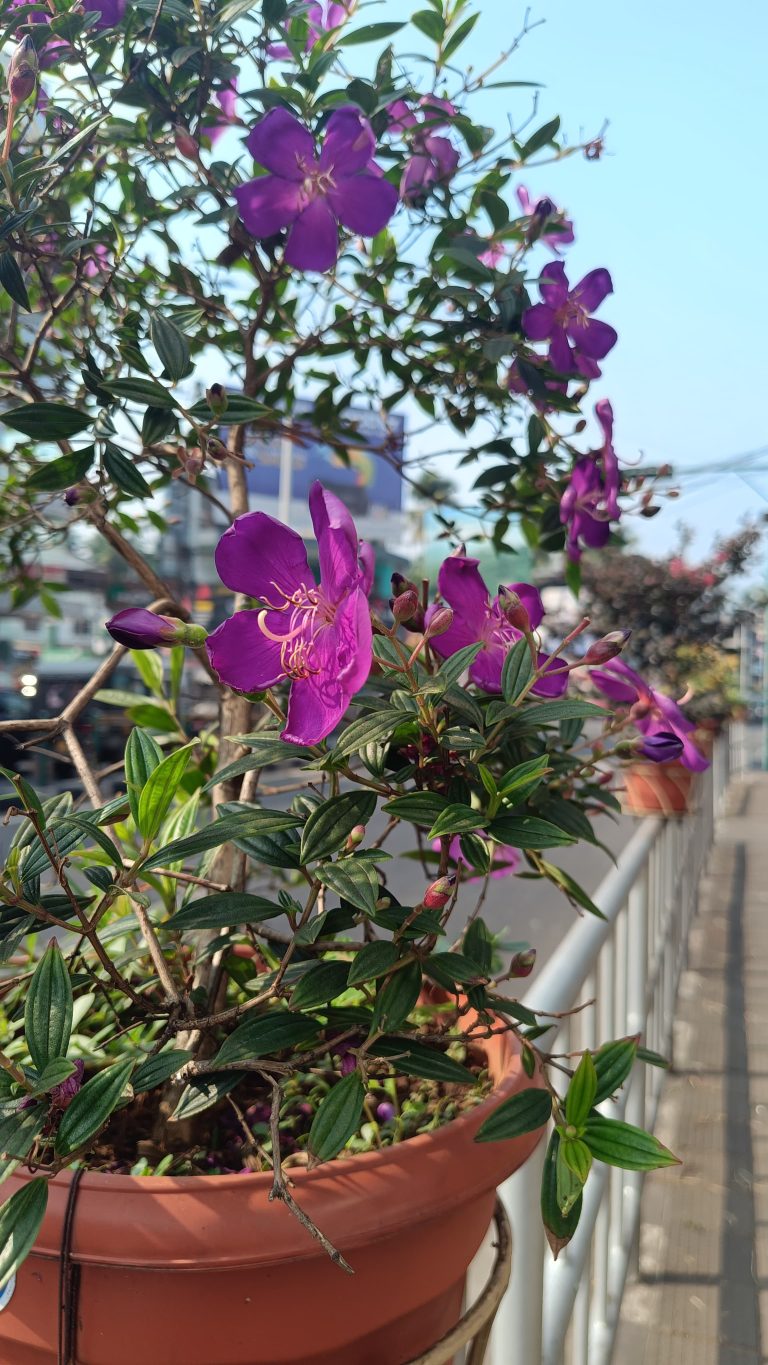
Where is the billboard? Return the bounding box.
[219,404,405,516]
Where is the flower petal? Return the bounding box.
[234,176,303,238]
[521,302,554,342]
[437,554,490,630]
[469,642,506,693]
[424,609,486,659]
[548,327,574,373]
[504,582,544,630]
[245,108,316,180]
[531,652,569,697]
[214,511,313,599]
[573,267,613,312]
[284,197,339,271]
[358,540,375,594]
[335,586,373,695]
[309,480,362,592]
[206,610,287,691]
[282,611,364,745]
[327,170,399,235]
[569,317,618,360]
[319,106,375,174]
[538,260,569,307]
[422,134,459,178]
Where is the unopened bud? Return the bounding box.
[63,487,81,506]
[391,588,419,623]
[508,948,536,977]
[105,609,207,650]
[206,436,228,461]
[424,606,454,640]
[206,383,228,416]
[422,873,456,910]
[497,585,531,633]
[583,630,631,666]
[635,731,684,764]
[8,37,37,105]
[344,824,366,852]
[174,126,199,161]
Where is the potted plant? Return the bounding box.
[0,2,681,1360]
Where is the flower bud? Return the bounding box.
[422,873,456,910]
[635,731,684,764]
[206,436,228,461]
[63,487,81,506]
[105,609,208,650]
[206,383,228,416]
[8,37,37,105]
[391,588,419,623]
[49,1058,84,1111]
[376,1100,396,1123]
[508,948,536,977]
[583,630,631,666]
[344,824,366,853]
[174,126,199,161]
[497,585,531,633]
[424,607,454,641]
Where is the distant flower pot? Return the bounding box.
[0,1028,543,1365]
[622,760,699,817]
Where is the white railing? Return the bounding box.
[481,728,740,1365]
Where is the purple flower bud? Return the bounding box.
[50,1059,84,1111]
[63,487,81,506]
[391,588,420,623]
[8,37,38,104]
[509,948,536,978]
[376,1100,396,1123]
[583,630,631,666]
[635,731,684,764]
[390,574,424,629]
[206,436,228,461]
[105,609,207,650]
[423,873,456,910]
[206,384,228,416]
[424,606,454,640]
[497,585,531,633]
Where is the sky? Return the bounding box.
[384,0,768,582]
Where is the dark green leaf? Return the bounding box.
[463,917,493,974]
[338,20,405,43]
[475,1086,551,1142]
[541,1131,582,1257]
[172,1073,243,1121]
[369,1036,474,1085]
[520,115,560,159]
[133,1049,191,1092]
[125,728,163,826]
[308,1072,365,1162]
[215,1010,319,1066]
[333,709,404,759]
[1,403,93,439]
[167,893,282,932]
[430,643,483,691]
[371,960,422,1033]
[33,1059,76,1095]
[501,638,535,703]
[317,854,381,914]
[136,742,196,841]
[27,448,96,496]
[593,1037,638,1103]
[427,803,486,840]
[149,312,191,382]
[0,252,30,309]
[289,960,350,1011]
[103,444,152,498]
[515,699,606,727]
[487,815,576,849]
[382,792,448,827]
[141,809,301,870]
[0,1178,48,1288]
[55,1059,135,1156]
[583,1116,679,1171]
[347,941,400,986]
[299,790,376,864]
[102,377,177,408]
[24,941,73,1074]
[636,1046,670,1070]
[411,8,444,40]
[424,951,484,989]
[442,11,479,59]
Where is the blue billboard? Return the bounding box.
[219,404,405,516]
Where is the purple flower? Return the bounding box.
[522,261,617,377]
[478,240,506,268]
[83,242,110,279]
[559,412,622,565]
[202,81,239,146]
[591,659,709,772]
[424,553,568,697]
[206,481,373,745]
[50,1059,84,1111]
[106,609,184,649]
[437,835,521,881]
[269,0,357,59]
[90,0,126,27]
[234,106,398,272]
[515,185,574,254]
[388,98,459,207]
[506,357,567,412]
[636,731,685,764]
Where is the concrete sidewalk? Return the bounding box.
[614,772,768,1364]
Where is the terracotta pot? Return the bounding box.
[622,760,698,816]
[0,1030,542,1365]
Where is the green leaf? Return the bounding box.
[172,1073,243,1121]
[541,1131,582,1257]
[337,20,405,43]
[0,252,30,309]
[132,1049,191,1093]
[308,1072,365,1162]
[636,1046,670,1070]
[556,1135,586,1215]
[487,815,576,849]
[536,797,596,845]
[411,8,445,40]
[583,1116,679,1171]
[188,393,266,425]
[369,1036,475,1084]
[442,10,479,59]
[103,443,152,498]
[215,1010,319,1066]
[55,1059,135,1156]
[290,960,350,1011]
[24,941,73,1074]
[0,1178,48,1289]
[430,644,483,691]
[427,803,486,840]
[102,377,177,408]
[347,940,399,987]
[560,1136,593,1186]
[475,1087,551,1142]
[501,638,535,703]
[299,790,376,864]
[317,854,381,914]
[520,115,561,159]
[593,1037,638,1103]
[515,699,606,727]
[142,405,177,446]
[33,1059,76,1094]
[333,709,404,759]
[1,403,93,439]
[26,447,95,491]
[565,1052,597,1129]
[0,1104,47,1161]
[539,861,604,918]
[463,917,493,974]
[149,312,191,382]
[125,728,163,826]
[499,755,549,799]
[167,893,282,932]
[141,809,301,870]
[382,792,448,827]
[371,960,422,1033]
[424,951,485,989]
[136,741,196,841]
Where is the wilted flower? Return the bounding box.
[522,261,617,377]
[515,185,574,254]
[206,482,373,745]
[106,609,206,650]
[234,106,398,273]
[425,553,568,697]
[591,659,708,772]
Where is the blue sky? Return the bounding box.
[386,0,768,579]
